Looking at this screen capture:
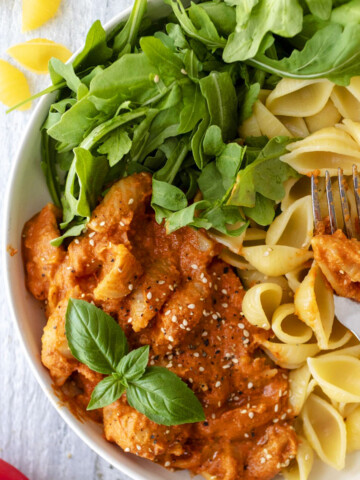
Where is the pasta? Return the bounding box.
[253,100,293,138]
[282,436,314,480]
[266,196,313,250]
[261,339,320,370]
[271,304,313,345]
[345,405,360,452]
[330,76,360,121]
[301,394,346,470]
[304,100,341,134]
[294,262,335,349]
[307,355,360,403]
[266,79,333,117]
[280,127,360,175]
[288,364,312,415]
[242,245,313,277]
[242,283,282,329]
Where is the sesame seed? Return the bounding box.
[89,232,95,238]
[168,336,174,342]
[89,239,95,247]
[147,291,152,300]
[244,433,249,438]
[211,413,216,419]
[215,381,221,387]
[223,364,231,369]
[183,319,188,326]
[188,304,195,309]
[339,269,344,274]
[124,448,130,452]
[189,378,193,383]
[221,289,228,295]
[74,239,80,244]
[128,198,134,205]
[166,363,173,368]
[191,264,198,269]
[243,329,250,337]
[274,404,279,412]
[202,331,208,337]
[181,68,187,75]
[128,284,133,291]
[165,310,171,316]
[194,352,200,357]
[199,366,205,372]
[179,324,185,330]
[248,412,254,419]
[232,358,238,364]
[238,323,245,329]
[171,315,177,323]
[158,280,165,285]
[203,310,209,316]
[136,445,141,451]
[154,74,160,83]
[120,221,125,227]
[212,313,218,320]
[273,418,279,423]
[222,303,228,308]
[165,461,171,467]
[260,458,266,464]
[202,277,208,283]
[118,267,123,273]
[281,413,287,420]
[99,221,105,226]
[248,382,253,389]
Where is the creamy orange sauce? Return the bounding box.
[22,173,296,480]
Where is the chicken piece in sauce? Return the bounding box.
[312,229,360,302]
[23,172,297,480]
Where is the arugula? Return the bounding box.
[247,23,360,85]
[228,136,299,225]
[66,299,205,425]
[223,0,303,62]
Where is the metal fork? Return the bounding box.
[311,166,360,341]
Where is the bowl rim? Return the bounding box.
[2,3,179,480]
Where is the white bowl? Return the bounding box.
[3,1,360,479]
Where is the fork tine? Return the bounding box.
[311,174,322,232]
[353,164,360,229]
[338,167,353,238]
[325,170,338,234]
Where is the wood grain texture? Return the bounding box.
[0,1,133,479]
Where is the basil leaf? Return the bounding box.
[199,71,238,142]
[87,374,126,410]
[127,366,205,425]
[65,299,128,375]
[117,345,149,382]
[151,178,188,211]
[248,23,360,86]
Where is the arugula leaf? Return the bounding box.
[305,0,332,20]
[199,71,238,141]
[331,0,360,25]
[73,20,113,71]
[87,375,126,410]
[113,0,147,54]
[140,36,185,82]
[243,193,276,225]
[247,23,360,86]
[50,222,86,247]
[65,299,129,375]
[223,0,303,62]
[48,58,82,94]
[191,113,210,169]
[127,366,205,425]
[98,129,132,167]
[117,345,149,382]
[178,83,207,134]
[61,148,109,228]
[40,132,61,208]
[228,137,298,224]
[203,125,225,156]
[166,0,226,49]
[152,178,188,211]
[238,82,260,123]
[165,201,212,233]
[199,1,236,36]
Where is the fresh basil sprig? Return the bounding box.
[65,299,205,425]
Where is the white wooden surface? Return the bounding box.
[0,1,134,479]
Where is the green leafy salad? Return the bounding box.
[12,0,360,244]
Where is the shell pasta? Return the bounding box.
[225,75,360,479]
